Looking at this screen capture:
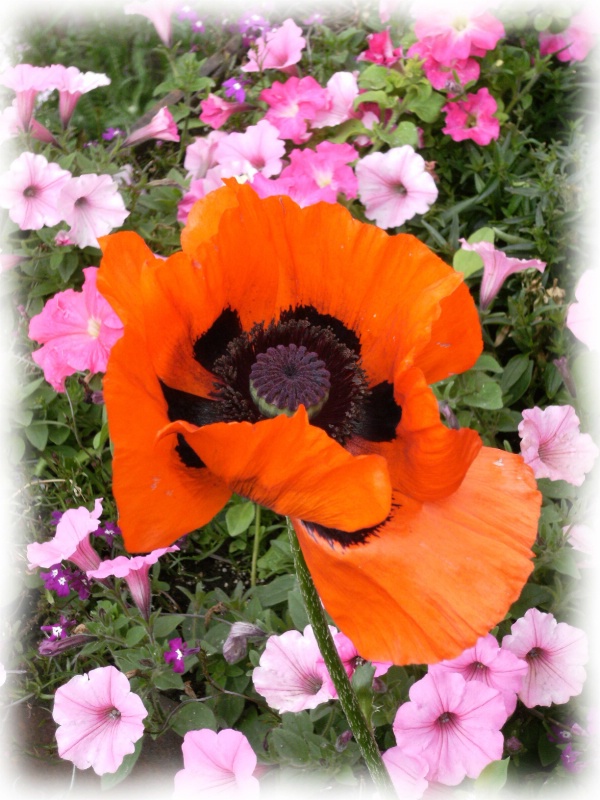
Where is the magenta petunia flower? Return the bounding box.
[539,13,595,63]
[58,173,129,249]
[0,152,72,231]
[501,608,588,708]
[124,0,179,46]
[124,106,179,146]
[413,11,505,63]
[27,499,103,573]
[213,119,286,180]
[392,670,507,785]
[53,665,147,775]
[442,87,500,146]
[28,266,124,392]
[355,146,438,229]
[381,747,429,800]
[407,38,480,90]
[357,29,403,66]
[87,545,179,619]
[566,269,600,350]
[199,94,251,130]
[241,18,306,73]
[428,633,528,716]
[252,625,336,712]
[45,64,110,127]
[458,239,546,309]
[317,629,392,697]
[518,405,599,486]
[260,76,330,144]
[174,728,260,797]
[163,637,200,673]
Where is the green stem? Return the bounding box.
[286,519,396,797]
[250,503,262,588]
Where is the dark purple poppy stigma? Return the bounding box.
[249,343,331,419]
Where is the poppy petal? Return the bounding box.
[180,183,481,384]
[104,327,231,553]
[293,447,540,665]
[159,407,392,532]
[349,367,482,502]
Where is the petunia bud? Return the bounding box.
[223,622,266,664]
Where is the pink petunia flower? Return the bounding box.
[213,119,286,179]
[501,608,588,708]
[317,629,392,697]
[27,499,103,573]
[442,87,500,146]
[123,106,179,146]
[355,146,438,229]
[0,63,54,130]
[124,0,179,46]
[199,94,251,130]
[566,269,600,350]
[28,267,124,392]
[381,747,429,800]
[518,405,599,486]
[311,71,360,129]
[429,633,528,716]
[45,64,111,127]
[252,625,336,712]
[357,29,403,66]
[458,239,546,309]
[58,173,129,249]
[53,666,147,775]
[184,131,227,179]
[273,141,358,205]
[392,670,507,785]
[539,13,595,63]
[413,11,505,63]
[174,728,260,797]
[261,76,330,144]
[564,523,597,568]
[86,546,179,619]
[407,38,480,91]
[0,152,72,231]
[241,18,306,73]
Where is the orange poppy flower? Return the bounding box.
[97,181,541,665]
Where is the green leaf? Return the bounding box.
[403,84,445,122]
[501,355,533,404]
[153,614,186,639]
[468,227,495,244]
[25,422,49,451]
[353,89,395,109]
[153,670,185,691]
[170,701,217,736]
[225,501,256,536]
[125,626,148,647]
[538,732,561,766]
[549,548,581,579]
[462,379,504,410]
[376,120,419,149]
[509,583,554,618]
[475,758,509,795]
[100,736,144,790]
[453,248,483,278]
[287,586,310,631]
[473,354,504,373]
[253,574,296,606]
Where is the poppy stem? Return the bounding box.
[286,519,396,797]
[250,503,262,588]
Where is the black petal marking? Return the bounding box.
[302,502,398,547]
[175,433,205,469]
[160,380,223,427]
[193,307,243,371]
[354,382,401,442]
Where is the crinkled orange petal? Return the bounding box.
[293,448,540,665]
[181,183,481,384]
[349,367,482,502]
[97,232,160,328]
[104,327,231,553]
[159,407,392,532]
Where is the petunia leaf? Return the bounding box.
[170,701,217,736]
[474,757,509,795]
[225,501,256,537]
[453,248,483,278]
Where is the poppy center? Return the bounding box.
[249,343,331,419]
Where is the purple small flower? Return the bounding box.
[50,510,65,526]
[94,521,121,544]
[164,638,200,674]
[223,77,248,103]
[561,743,585,773]
[102,127,125,141]
[41,614,76,641]
[40,563,74,597]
